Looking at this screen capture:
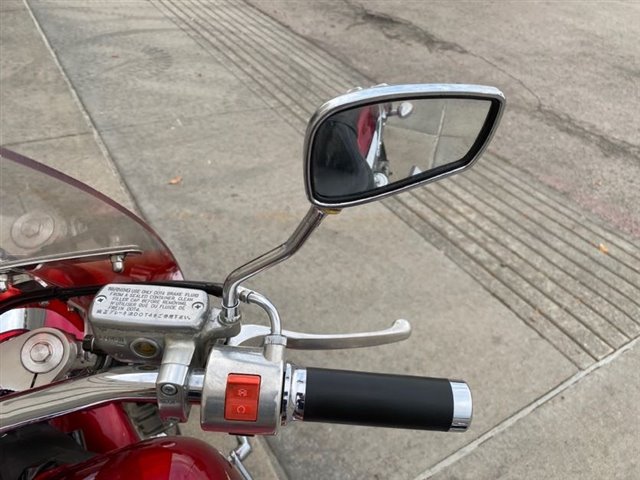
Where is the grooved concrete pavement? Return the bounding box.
[152,0,640,369]
[2,0,638,478]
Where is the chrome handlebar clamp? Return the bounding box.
[156,337,196,422]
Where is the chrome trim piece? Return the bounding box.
[449,381,473,432]
[281,363,292,424]
[229,319,411,350]
[303,83,506,209]
[262,336,287,363]
[186,369,205,402]
[219,206,327,324]
[291,367,306,421]
[0,307,46,334]
[282,364,307,424]
[0,245,142,272]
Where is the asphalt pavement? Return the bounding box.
[1,0,638,479]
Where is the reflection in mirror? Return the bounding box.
[310,98,492,201]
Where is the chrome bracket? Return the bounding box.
[0,273,9,293]
[281,363,306,425]
[228,319,412,350]
[156,337,195,422]
[0,245,142,272]
[110,254,125,273]
[228,436,254,480]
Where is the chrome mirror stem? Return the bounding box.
[219,207,329,324]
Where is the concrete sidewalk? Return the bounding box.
[0,0,133,209]
[1,0,638,478]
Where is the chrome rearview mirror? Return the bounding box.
[218,84,504,325]
[304,84,505,209]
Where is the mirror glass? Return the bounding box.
[309,97,493,204]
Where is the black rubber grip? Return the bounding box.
[304,368,454,431]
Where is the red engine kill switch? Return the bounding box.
[224,374,261,422]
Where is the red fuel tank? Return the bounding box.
[36,436,242,480]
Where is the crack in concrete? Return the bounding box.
[24,0,140,214]
[342,0,542,104]
[343,0,467,54]
[343,0,640,161]
[1,130,92,147]
[536,106,640,160]
[415,336,640,479]
[614,63,640,80]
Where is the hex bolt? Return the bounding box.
[161,384,178,396]
[20,219,42,238]
[30,342,53,363]
[110,255,125,273]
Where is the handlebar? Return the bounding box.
[1,364,471,435]
[293,367,471,432]
[0,367,170,434]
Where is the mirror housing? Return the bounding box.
[304,84,505,209]
[218,84,504,326]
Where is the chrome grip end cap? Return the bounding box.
[450,381,472,432]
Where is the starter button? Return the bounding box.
[224,374,261,421]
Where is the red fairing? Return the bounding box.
[50,404,140,453]
[36,437,242,480]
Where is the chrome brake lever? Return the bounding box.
[228,319,411,349]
